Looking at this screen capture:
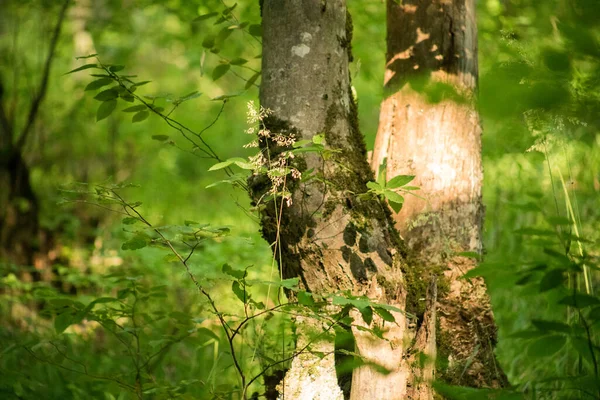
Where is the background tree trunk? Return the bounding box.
[371,0,507,388]
[257,1,412,398]
[0,0,69,281]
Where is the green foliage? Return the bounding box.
[1,0,600,399]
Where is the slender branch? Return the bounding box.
[109,189,247,392]
[15,0,70,151]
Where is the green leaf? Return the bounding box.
[297,291,315,306]
[212,64,230,81]
[109,65,125,72]
[373,307,396,323]
[527,335,566,358]
[132,111,149,123]
[531,319,571,334]
[202,35,216,49]
[508,329,547,340]
[312,134,325,145]
[122,105,147,113]
[65,63,100,74]
[211,92,243,101]
[222,263,246,280]
[383,190,404,204]
[248,24,262,37]
[163,254,179,263]
[230,58,248,65]
[176,91,202,103]
[588,306,600,323]
[122,237,147,251]
[571,336,597,367]
[546,216,573,225]
[332,295,371,310]
[366,181,382,191]
[122,217,139,225]
[278,278,300,289]
[539,269,563,292]
[75,53,98,60]
[209,157,248,171]
[245,71,260,89]
[85,78,113,91]
[209,160,234,171]
[232,281,248,304]
[55,312,75,334]
[152,135,169,141]
[216,26,234,43]
[386,175,415,189]
[193,12,219,22]
[97,100,117,122]
[359,306,373,325]
[94,89,118,101]
[388,199,403,213]
[558,293,600,308]
[132,80,151,87]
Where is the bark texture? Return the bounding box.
[371,0,506,388]
[257,1,412,398]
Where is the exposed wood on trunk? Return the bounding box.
[372,0,507,388]
[257,1,410,398]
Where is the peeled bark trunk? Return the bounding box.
[371,0,506,388]
[257,1,411,398]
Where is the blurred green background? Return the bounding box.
[1,0,599,399]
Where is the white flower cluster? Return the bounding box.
[245,101,301,206]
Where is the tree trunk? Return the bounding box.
[257,1,413,398]
[371,0,507,388]
[0,0,69,280]
[0,147,41,271]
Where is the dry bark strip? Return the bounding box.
[371,0,508,388]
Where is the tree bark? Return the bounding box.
[371,0,507,388]
[257,1,411,398]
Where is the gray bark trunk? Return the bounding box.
[257,1,411,398]
[371,0,507,388]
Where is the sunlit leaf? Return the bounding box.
[386,175,415,188]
